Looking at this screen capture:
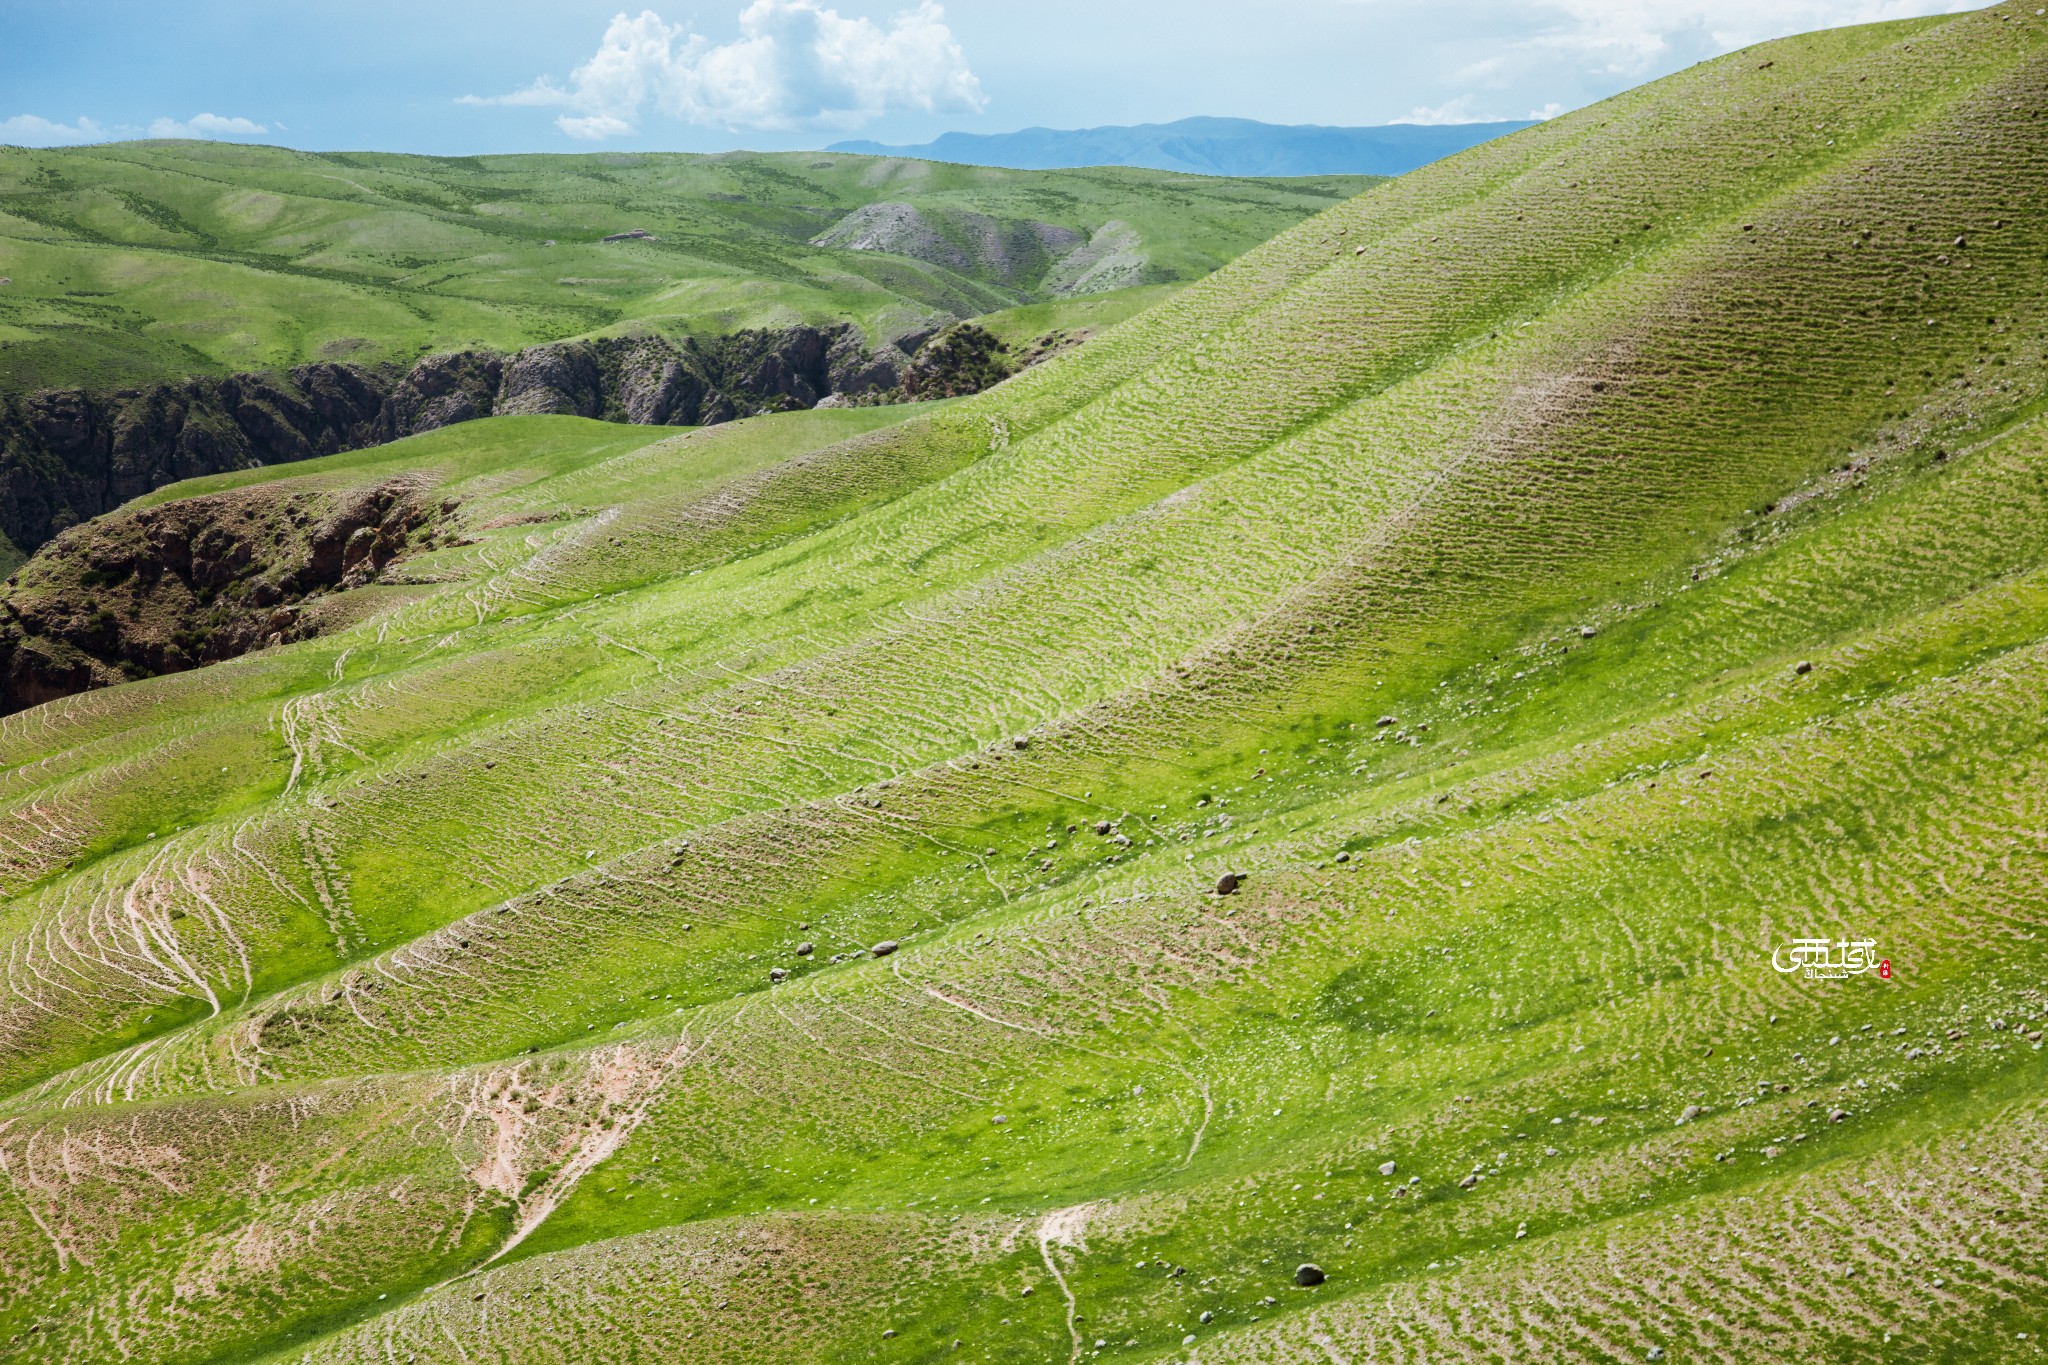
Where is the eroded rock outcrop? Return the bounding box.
[0,326,922,562]
[0,477,459,713]
[811,203,1088,287]
[0,356,485,564]
[900,324,1014,400]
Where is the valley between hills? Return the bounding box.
[0,6,2046,1365]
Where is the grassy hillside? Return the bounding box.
[0,144,1373,394]
[1,6,2046,1364]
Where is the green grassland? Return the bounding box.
[0,142,1373,394]
[1,6,2047,1364]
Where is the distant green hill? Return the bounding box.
[0,7,2046,1365]
[0,144,1373,393]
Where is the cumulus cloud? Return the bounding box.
[465,2,984,139]
[148,113,269,140]
[0,114,109,148]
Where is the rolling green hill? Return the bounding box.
[0,144,1373,395]
[1,6,2046,1365]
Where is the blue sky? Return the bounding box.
[0,0,1987,154]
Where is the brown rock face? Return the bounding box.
[0,322,990,565]
[0,355,479,562]
[497,326,861,426]
[0,477,458,713]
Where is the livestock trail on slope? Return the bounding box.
[1,7,2047,1365]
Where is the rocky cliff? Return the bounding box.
[0,323,924,562]
[0,476,459,713]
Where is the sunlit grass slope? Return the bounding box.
[1,6,2047,1363]
[0,144,1371,392]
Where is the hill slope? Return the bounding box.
[0,145,1373,394]
[829,117,1535,177]
[1,6,2047,1364]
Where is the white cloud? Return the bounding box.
[1375,0,1979,127]
[0,114,108,148]
[465,2,985,139]
[148,113,269,141]
[1510,0,1979,75]
[1390,96,1480,125]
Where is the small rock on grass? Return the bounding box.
[1677,1104,1701,1124]
[770,967,787,983]
[1215,872,1241,895]
[1458,1173,1479,1189]
[872,940,899,957]
[1295,1263,1325,1286]
[1199,1311,1212,1323]
[1378,1160,1397,1176]
[796,941,814,956]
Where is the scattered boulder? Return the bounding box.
[1829,1108,1850,1123]
[1215,872,1241,895]
[1795,660,1814,675]
[871,940,899,957]
[796,941,815,957]
[1458,1173,1480,1189]
[1378,1160,1397,1176]
[1294,1263,1325,1287]
[769,967,788,983]
[1677,1104,1702,1124]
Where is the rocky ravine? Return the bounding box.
[0,322,928,563]
[0,318,1056,712]
[0,476,459,713]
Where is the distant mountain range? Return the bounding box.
[828,115,1536,178]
